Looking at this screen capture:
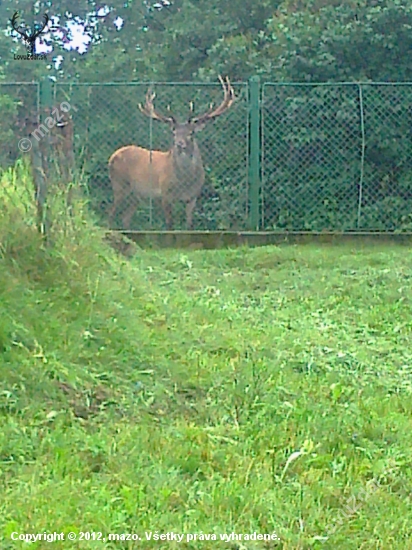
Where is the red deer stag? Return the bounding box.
[108,76,235,230]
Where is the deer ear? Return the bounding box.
[192,121,207,132]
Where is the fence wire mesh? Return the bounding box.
[3,79,412,233]
[53,81,249,231]
[0,82,39,217]
[262,83,412,231]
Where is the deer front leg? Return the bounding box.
[162,198,173,230]
[185,197,197,230]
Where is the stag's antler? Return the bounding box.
[34,14,50,38]
[139,89,176,124]
[139,76,235,126]
[189,76,235,125]
[10,12,28,40]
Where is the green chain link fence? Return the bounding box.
[262,82,412,231]
[3,78,412,233]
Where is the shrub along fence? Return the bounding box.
[3,77,412,232]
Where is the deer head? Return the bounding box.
[139,75,235,156]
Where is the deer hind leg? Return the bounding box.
[121,194,139,230]
[109,179,130,228]
[185,197,197,230]
[108,193,121,228]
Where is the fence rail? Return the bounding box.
[2,77,412,232]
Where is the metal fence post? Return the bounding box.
[34,77,53,240]
[248,75,261,230]
[39,76,53,110]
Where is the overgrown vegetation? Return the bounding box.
[1,167,412,548]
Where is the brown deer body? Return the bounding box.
[108,76,234,230]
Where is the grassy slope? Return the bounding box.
[1,170,412,549]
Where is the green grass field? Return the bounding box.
[1,167,412,549]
